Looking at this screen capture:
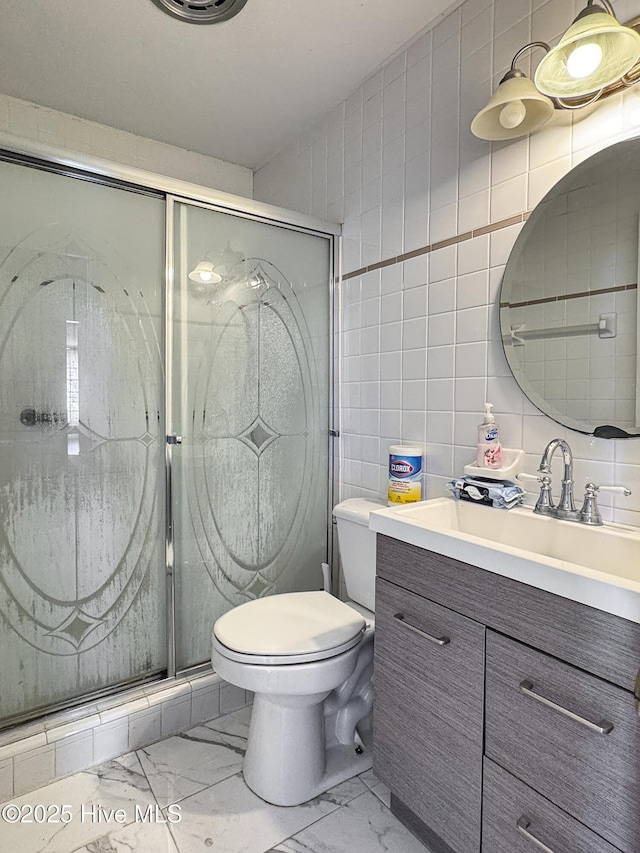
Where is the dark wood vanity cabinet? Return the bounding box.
[373,534,640,853]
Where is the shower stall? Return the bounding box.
[0,147,337,728]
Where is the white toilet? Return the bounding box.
[211,498,382,806]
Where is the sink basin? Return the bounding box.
[369,498,640,624]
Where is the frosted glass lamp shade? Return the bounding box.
[534,9,640,97]
[471,75,555,140]
[188,260,223,284]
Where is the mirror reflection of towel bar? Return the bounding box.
[506,312,617,346]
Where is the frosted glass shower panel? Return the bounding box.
[0,161,166,724]
[172,202,331,669]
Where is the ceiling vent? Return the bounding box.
[150,0,248,24]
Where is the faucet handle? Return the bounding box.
[516,472,555,515]
[595,484,632,497]
[516,472,543,483]
[579,482,632,526]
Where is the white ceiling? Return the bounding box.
[0,0,455,170]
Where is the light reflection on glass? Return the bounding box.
[66,319,80,456]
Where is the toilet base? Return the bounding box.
[317,724,373,795]
[244,711,372,807]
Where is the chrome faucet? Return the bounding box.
[517,437,632,526]
[537,438,579,521]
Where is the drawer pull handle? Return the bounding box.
[519,680,614,735]
[393,613,450,646]
[517,816,557,853]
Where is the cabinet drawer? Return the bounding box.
[374,578,484,853]
[483,758,620,853]
[486,630,640,853]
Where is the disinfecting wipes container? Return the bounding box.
[388,444,423,505]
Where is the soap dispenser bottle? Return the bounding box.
[476,403,502,469]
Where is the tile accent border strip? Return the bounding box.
[501,282,638,309]
[342,212,531,281]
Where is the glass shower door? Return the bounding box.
[170,199,332,669]
[0,160,166,725]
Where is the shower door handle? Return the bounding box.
[167,435,183,445]
[20,408,66,426]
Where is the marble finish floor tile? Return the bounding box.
[70,819,179,853]
[358,768,392,807]
[314,775,368,807]
[202,705,252,737]
[267,790,429,853]
[0,753,155,853]
[1,706,429,853]
[137,707,250,808]
[167,771,367,853]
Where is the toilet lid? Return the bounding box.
[213,591,366,659]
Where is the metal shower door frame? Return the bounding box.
[163,193,340,678]
[0,130,341,713]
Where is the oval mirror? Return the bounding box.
[500,136,640,437]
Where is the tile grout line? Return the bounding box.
[134,745,185,853]
[259,780,376,853]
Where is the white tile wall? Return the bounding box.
[55,733,94,777]
[191,683,222,727]
[0,93,252,197]
[13,744,56,794]
[0,673,251,801]
[160,696,193,739]
[254,0,640,526]
[220,683,249,715]
[93,720,129,765]
[0,759,13,802]
[128,708,162,751]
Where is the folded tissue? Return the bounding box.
[449,475,524,509]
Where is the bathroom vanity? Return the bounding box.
[372,513,640,853]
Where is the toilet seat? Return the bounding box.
[213,591,366,666]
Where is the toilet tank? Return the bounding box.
[332,498,384,612]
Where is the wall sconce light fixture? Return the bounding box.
[471,43,555,140]
[471,0,640,141]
